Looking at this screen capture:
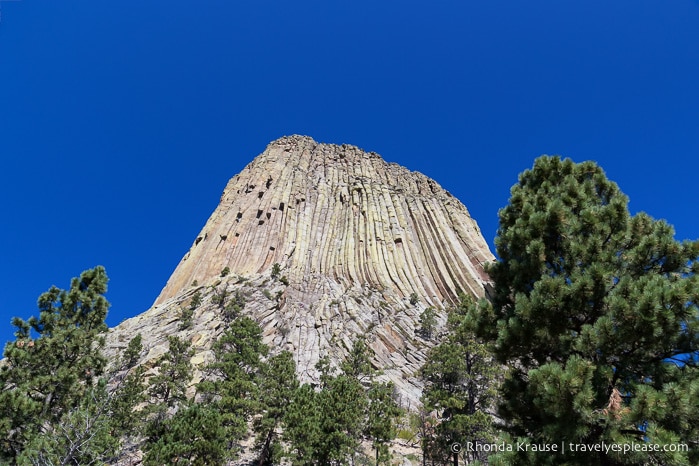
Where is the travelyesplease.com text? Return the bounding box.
[451,441,689,455]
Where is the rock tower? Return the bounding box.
[106,135,494,405]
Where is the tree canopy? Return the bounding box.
[469,156,699,464]
[0,266,111,463]
[421,298,499,465]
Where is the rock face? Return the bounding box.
[106,135,494,406]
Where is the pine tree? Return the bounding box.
[143,335,195,462]
[340,336,401,465]
[120,333,143,370]
[222,290,246,323]
[366,381,402,465]
[18,380,120,466]
[108,334,147,438]
[417,307,438,341]
[469,156,699,464]
[283,354,369,465]
[0,267,110,463]
[147,336,194,411]
[421,298,499,465]
[254,351,299,466]
[197,316,268,454]
[143,402,226,466]
[315,373,367,464]
[282,383,322,465]
[340,335,373,381]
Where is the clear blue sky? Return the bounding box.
[1,0,698,346]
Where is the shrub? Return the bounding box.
[223,291,246,322]
[271,263,281,279]
[189,291,202,310]
[178,307,194,330]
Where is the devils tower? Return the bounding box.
[106,135,494,404]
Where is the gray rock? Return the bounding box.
[105,135,494,409]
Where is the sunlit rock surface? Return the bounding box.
[106,135,494,408]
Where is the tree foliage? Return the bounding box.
[421,298,499,465]
[197,315,268,451]
[0,267,111,463]
[254,351,299,466]
[105,336,147,442]
[142,336,195,464]
[283,337,401,466]
[0,268,151,465]
[282,383,323,465]
[143,402,227,466]
[147,336,194,411]
[417,307,438,341]
[340,335,373,381]
[469,156,699,464]
[17,380,120,466]
[283,357,368,465]
[366,381,402,465]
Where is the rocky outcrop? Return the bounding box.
[106,135,494,406]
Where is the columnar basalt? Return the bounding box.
[107,135,494,405]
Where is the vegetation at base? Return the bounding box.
[0,267,146,465]
[0,267,399,465]
[420,297,500,465]
[143,402,226,465]
[283,338,401,466]
[254,351,299,465]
